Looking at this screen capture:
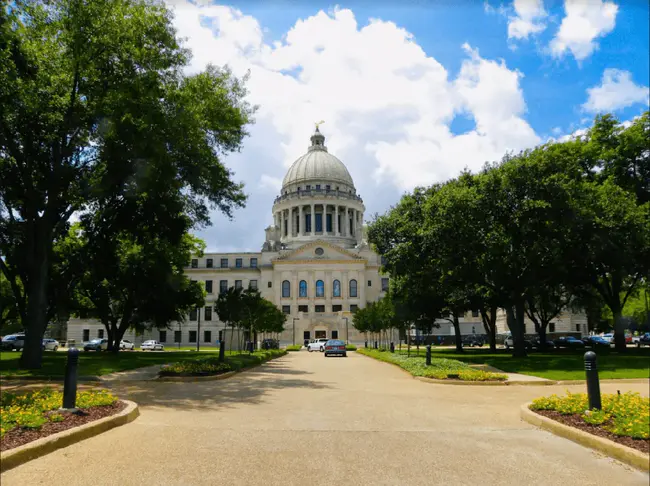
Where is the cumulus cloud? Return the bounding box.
[508,0,547,40]
[582,69,649,113]
[550,0,618,61]
[167,3,540,249]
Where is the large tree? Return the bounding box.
[0,0,253,368]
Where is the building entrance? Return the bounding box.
[315,330,327,339]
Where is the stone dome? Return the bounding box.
[281,127,355,190]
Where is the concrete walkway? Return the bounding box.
[2,352,648,486]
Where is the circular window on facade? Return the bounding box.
[315,247,324,256]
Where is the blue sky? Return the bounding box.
[168,0,649,251]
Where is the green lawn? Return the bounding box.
[389,347,650,380]
[0,349,280,378]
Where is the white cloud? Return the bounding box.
[582,69,649,113]
[550,0,618,61]
[167,3,540,248]
[508,0,547,40]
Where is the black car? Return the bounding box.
[584,336,612,350]
[261,338,279,350]
[530,338,555,350]
[462,335,484,347]
[554,336,586,349]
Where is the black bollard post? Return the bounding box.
[374,341,378,349]
[584,351,602,410]
[390,342,395,353]
[219,339,225,363]
[426,345,431,366]
[62,347,79,411]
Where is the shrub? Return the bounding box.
[345,344,357,351]
[286,345,302,351]
[0,388,118,438]
[159,358,233,376]
[357,348,506,381]
[530,391,649,439]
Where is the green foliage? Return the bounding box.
[345,344,357,351]
[159,358,232,376]
[286,345,302,351]
[357,348,507,381]
[531,391,649,439]
[0,388,117,437]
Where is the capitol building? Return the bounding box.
[65,126,587,347]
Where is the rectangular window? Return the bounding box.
[315,213,323,232]
[306,185,311,190]
[306,214,312,232]
[159,330,167,343]
[472,309,479,318]
[316,184,321,190]
[189,331,197,343]
[204,330,212,343]
[298,305,308,313]
[350,304,358,313]
[249,280,258,290]
[206,258,213,268]
[220,258,228,268]
[549,322,556,333]
[189,309,198,321]
[268,281,272,288]
[303,331,310,340]
[236,258,242,268]
[381,256,387,266]
[205,280,213,294]
[220,280,228,294]
[98,329,104,338]
[367,280,372,287]
[315,305,325,313]
[174,330,181,343]
[191,259,198,268]
[250,258,258,268]
[576,324,581,332]
[235,280,243,290]
[83,329,90,341]
[282,305,291,314]
[326,214,332,232]
[332,330,338,339]
[325,185,330,191]
[204,306,212,321]
[332,304,342,312]
[381,278,389,292]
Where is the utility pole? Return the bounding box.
[196,306,201,352]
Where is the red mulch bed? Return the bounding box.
[535,409,649,454]
[0,401,127,452]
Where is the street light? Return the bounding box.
[343,317,349,344]
[292,318,298,346]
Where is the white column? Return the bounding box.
[287,206,293,238]
[310,204,315,236]
[347,208,351,236]
[299,205,303,236]
[281,210,285,238]
[334,205,339,236]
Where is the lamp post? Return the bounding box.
[343,317,349,344]
[292,317,299,346]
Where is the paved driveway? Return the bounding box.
[2,351,648,485]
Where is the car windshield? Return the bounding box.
[90,339,102,343]
[3,336,16,341]
[327,340,345,345]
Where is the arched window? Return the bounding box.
[333,279,341,297]
[299,280,307,297]
[349,279,358,298]
[316,280,324,297]
[282,280,291,298]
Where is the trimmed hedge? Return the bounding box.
[286,345,302,351]
[159,349,287,377]
[345,344,357,351]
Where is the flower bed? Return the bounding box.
[357,348,507,381]
[530,391,649,453]
[159,349,287,377]
[0,388,120,450]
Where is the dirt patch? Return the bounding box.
[1,401,127,452]
[535,409,649,455]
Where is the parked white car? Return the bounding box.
[140,340,164,351]
[42,338,60,351]
[307,338,329,352]
[601,333,614,343]
[120,339,135,350]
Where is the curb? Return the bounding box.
[556,378,650,385]
[0,400,139,474]
[520,402,649,472]
[415,376,507,386]
[0,375,101,382]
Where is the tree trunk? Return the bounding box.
[613,310,627,352]
[508,302,527,358]
[19,237,51,370]
[453,315,463,352]
[538,323,548,352]
[480,307,497,351]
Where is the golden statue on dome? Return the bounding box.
[314,120,325,130]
